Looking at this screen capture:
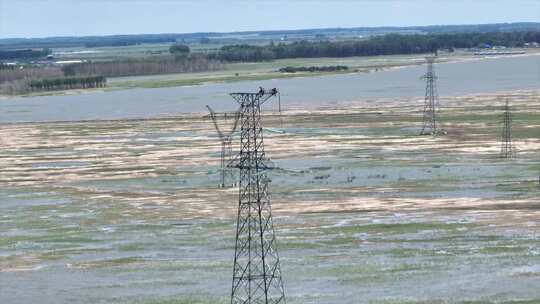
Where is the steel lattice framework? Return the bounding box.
[206,105,241,188]
[500,99,515,159]
[227,87,286,304]
[420,56,443,135]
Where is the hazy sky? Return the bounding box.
[1,0,539,38]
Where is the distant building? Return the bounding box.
[524,42,540,48]
[474,50,526,56]
[55,60,84,65]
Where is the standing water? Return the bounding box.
[0,55,539,123]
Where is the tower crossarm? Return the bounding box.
[206,105,242,141]
[206,105,225,139]
[230,87,279,106]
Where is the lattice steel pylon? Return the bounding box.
[500,99,515,159]
[227,87,286,304]
[206,105,241,188]
[420,56,444,135]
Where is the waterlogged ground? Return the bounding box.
[1,90,539,304]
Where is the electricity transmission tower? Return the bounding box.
[206,105,241,188]
[420,56,444,135]
[228,87,286,304]
[500,99,515,159]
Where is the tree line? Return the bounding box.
[210,31,540,62]
[0,54,222,94]
[0,66,63,83]
[0,48,51,60]
[28,76,106,91]
[62,55,222,77]
[169,44,190,55]
[279,65,349,73]
[84,36,176,47]
[0,63,15,70]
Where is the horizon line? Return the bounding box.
[2,21,539,41]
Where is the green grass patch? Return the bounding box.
[124,295,228,304]
[70,257,144,269]
[479,245,531,254]
[323,222,472,235]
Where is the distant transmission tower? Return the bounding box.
[420,56,443,135]
[500,99,515,159]
[206,105,241,188]
[228,87,286,304]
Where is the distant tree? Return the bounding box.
[41,48,52,56]
[28,75,106,92]
[169,44,190,55]
[0,48,51,60]
[61,64,76,76]
[210,31,540,63]
[60,55,222,78]
[199,37,211,44]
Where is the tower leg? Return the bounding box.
[220,141,226,188]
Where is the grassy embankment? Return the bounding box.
[2,52,435,97]
[4,41,539,97]
[105,51,498,89]
[61,47,540,90]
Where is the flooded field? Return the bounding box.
[1,54,539,123]
[1,89,539,303]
